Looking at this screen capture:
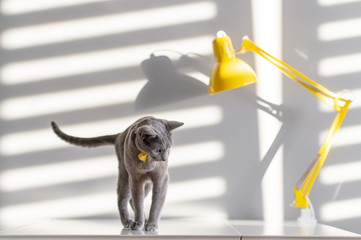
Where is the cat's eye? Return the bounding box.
[157,149,162,153]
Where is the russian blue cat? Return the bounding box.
[51,116,183,231]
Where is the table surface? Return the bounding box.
[0,219,359,240]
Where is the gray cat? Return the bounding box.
[51,116,184,231]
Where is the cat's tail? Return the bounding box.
[51,121,118,148]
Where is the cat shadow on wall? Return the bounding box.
[135,54,209,109]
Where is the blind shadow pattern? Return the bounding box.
[283,0,361,234]
[0,0,262,224]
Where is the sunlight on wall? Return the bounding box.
[0,35,213,85]
[1,0,109,15]
[1,191,117,220]
[167,177,226,203]
[0,105,222,156]
[1,1,217,49]
[317,3,361,77]
[320,160,361,185]
[0,156,117,192]
[251,0,284,224]
[318,52,361,77]
[0,80,146,120]
[318,17,361,41]
[164,203,227,220]
[169,141,224,168]
[321,197,361,221]
[318,0,361,6]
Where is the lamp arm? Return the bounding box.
[238,36,349,111]
[238,36,351,209]
[292,103,349,208]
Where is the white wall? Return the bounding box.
[0,0,361,234]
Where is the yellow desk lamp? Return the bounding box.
[210,31,351,212]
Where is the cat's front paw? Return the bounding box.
[130,221,144,230]
[121,219,133,229]
[145,222,158,231]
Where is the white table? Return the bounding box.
[0,219,359,240]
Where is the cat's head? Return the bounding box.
[135,118,183,162]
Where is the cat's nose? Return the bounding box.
[162,150,169,161]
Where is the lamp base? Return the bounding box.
[298,208,317,227]
[297,197,317,228]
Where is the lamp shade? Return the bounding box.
[209,31,257,95]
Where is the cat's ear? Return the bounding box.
[166,120,184,131]
[137,125,158,139]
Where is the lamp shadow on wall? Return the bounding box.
[135,54,209,110]
[254,96,288,179]
[228,93,288,219]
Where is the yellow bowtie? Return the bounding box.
[138,152,148,162]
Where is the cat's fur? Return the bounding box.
[51,116,183,231]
